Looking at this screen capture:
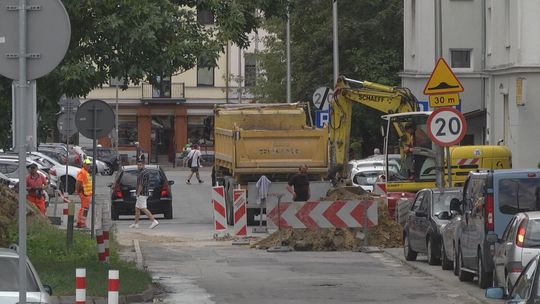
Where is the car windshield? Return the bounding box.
[120,169,163,187]
[354,170,382,186]
[0,257,40,291]
[432,192,462,216]
[499,178,540,214]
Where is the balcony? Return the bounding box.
[141,83,185,104]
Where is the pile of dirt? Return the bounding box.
[254,187,403,251]
[0,185,20,246]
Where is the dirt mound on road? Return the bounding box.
[255,188,403,251]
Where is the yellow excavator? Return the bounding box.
[329,75,511,192]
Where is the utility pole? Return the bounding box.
[434,0,445,188]
[332,0,339,86]
[286,8,291,103]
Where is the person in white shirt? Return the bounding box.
[185,144,203,184]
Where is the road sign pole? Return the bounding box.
[446,146,452,186]
[17,1,29,302]
[91,105,97,239]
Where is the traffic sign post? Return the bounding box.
[426,107,467,147]
[312,87,333,111]
[427,108,468,187]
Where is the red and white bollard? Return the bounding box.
[103,227,110,262]
[212,186,228,233]
[108,270,120,304]
[232,189,249,245]
[75,268,86,304]
[96,229,106,262]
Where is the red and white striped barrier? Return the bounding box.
[76,268,86,304]
[266,200,378,229]
[456,158,479,166]
[103,227,110,262]
[108,270,120,304]
[56,189,70,226]
[233,189,247,236]
[212,186,227,232]
[96,229,106,262]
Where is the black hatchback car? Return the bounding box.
[109,165,174,220]
[403,187,462,265]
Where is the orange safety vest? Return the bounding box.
[78,169,93,196]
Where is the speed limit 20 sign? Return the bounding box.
[426,107,467,146]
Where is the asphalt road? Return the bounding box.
[49,167,501,303]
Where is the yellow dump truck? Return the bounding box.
[213,103,328,225]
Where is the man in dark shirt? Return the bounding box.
[287,164,310,201]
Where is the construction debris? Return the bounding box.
[254,187,403,251]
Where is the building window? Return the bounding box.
[197,58,214,87]
[118,116,137,147]
[244,53,256,87]
[197,9,214,25]
[187,116,206,145]
[450,49,471,68]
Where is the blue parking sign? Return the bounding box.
[315,110,330,128]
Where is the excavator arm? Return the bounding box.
[329,75,419,172]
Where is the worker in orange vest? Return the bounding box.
[76,158,93,228]
[26,163,48,215]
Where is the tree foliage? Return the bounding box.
[252,0,403,157]
[0,0,288,146]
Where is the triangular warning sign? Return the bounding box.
[423,58,464,95]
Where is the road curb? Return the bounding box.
[383,249,491,304]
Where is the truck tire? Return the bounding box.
[478,251,493,289]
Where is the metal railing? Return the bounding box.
[141,83,185,99]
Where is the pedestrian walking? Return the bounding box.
[185,144,203,184]
[135,141,145,162]
[287,164,310,202]
[26,163,47,215]
[76,159,93,228]
[129,158,159,229]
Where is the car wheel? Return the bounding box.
[102,164,113,176]
[453,245,459,276]
[403,234,417,261]
[60,176,76,195]
[478,251,493,289]
[441,244,453,270]
[458,248,474,282]
[111,206,119,221]
[427,237,441,265]
[164,203,173,219]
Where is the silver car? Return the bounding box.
[494,212,540,294]
[0,247,52,303]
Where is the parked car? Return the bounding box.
[38,143,83,167]
[452,169,540,289]
[30,151,80,194]
[108,165,174,220]
[440,210,462,273]
[0,246,52,304]
[403,187,462,265]
[486,254,540,303]
[493,212,540,294]
[84,147,119,175]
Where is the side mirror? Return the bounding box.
[107,182,113,188]
[438,211,451,220]
[168,180,175,185]
[43,284,53,295]
[415,210,427,218]
[485,287,504,299]
[450,198,462,214]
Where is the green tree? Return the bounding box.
[0,0,289,144]
[252,0,403,156]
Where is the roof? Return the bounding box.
[0,248,19,258]
[122,165,160,171]
[429,187,463,194]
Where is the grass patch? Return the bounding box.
[19,219,152,296]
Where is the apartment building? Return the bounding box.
[403,0,540,168]
[82,12,264,164]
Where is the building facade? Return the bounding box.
[403,0,540,168]
[82,29,265,164]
